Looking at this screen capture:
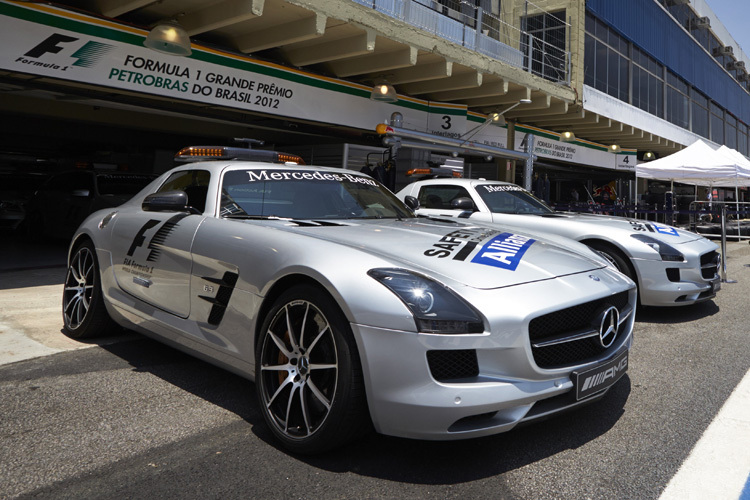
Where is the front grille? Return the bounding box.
[528,291,629,369]
[427,350,478,381]
[700,251,719,279]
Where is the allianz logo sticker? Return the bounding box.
[652,223,679,236]
[470,232,535,271]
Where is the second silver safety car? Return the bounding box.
[396,177,721,307]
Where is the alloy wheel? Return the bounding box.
[63,246,95,330]
[259,299,339,440]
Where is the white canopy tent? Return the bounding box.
[635,140,750,235]
[717,145,750,173]
[636,140,750,187]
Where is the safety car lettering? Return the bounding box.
[424,228,499,259]
[629,221,655,232]
[471,233,535,271]
[652,224,679,236]
[246,170,377,186]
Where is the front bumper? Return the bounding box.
[351,271,635,440]
[634,245,720,306]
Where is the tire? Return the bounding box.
[62,240,116,338]
[587,241,635,282]
[255,284,370,454]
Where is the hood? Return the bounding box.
[266,217,605,289]
[551,212,704,244]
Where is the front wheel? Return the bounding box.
[587,242,635,282]
[255,284,370,454]
[62,240,115,338]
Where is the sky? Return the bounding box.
[705,0,750,59]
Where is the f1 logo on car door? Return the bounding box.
[111,212,204,318]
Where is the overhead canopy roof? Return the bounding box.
[0,0,689,156]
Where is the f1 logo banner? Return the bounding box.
[0,1,466,140]
[18,32,114,70]
[24,33,78,58]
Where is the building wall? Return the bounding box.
[501,0,585,100]
[586,0,750,125]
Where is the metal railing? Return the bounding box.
[353,0,571,84]
[552,200,750,239]
[688,201,750,240]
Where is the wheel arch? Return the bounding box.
[581,238,639,284]
[254,274,345,349]
[67,232,94,263]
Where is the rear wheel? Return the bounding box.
[255,284,370,454]
[62,240,115,338]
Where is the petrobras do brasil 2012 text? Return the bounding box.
[108,55,294,108]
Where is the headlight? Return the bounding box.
[631,234,684,261]
[368,268,484,334]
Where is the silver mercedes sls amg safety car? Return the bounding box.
[63,149,635,453]
[397,178,721,307]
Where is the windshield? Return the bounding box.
[220,169,413,220]
[476,184,554,214]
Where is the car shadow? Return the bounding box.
[0,266,67,290]
[97,335,631,485]
[300,377,631,484]
[635,300,720,324]
[97,336,260,422]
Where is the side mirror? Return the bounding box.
[404,195,420,210]
[143,190,192,213]
[451,197,475,211]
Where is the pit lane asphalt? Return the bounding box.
[1,241,749,500]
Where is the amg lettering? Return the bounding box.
[581,357,628,392]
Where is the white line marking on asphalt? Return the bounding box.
[659,368,750,500]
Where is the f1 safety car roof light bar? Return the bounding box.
[175,146,305,165]
[376,123,531,162]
